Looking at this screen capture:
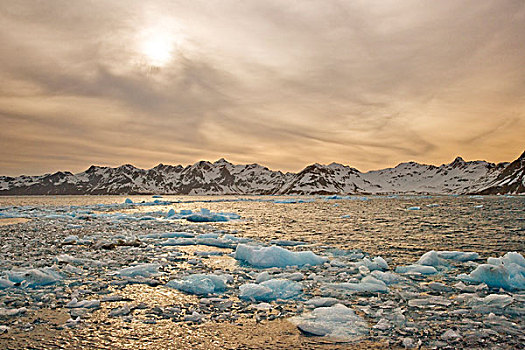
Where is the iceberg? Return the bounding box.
[166,274,231,295]
[239,279,302,302]
[124,198,133,204]
[291,304,369,341]
[235,244,327,268]
[407,206,421,211]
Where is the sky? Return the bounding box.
[1,0,524,176]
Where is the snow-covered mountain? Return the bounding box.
[1,153,523,195]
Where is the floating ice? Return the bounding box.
[417,251,447,267]
[66,298,101,309]
[0,278,14,289]
[457,252,525,290]
[437,251,479,262]
[239,279,302,302]
[325,276,389,293]
[181,208,241,223]
[355,257,389,271]
[6,267,63,288]
[166,274,231,295]
[62,235,79,244]
[0,307,27,317]
[54,254,105,266]
[124,198,133,204]
[159,238,196,246]
[467,294,514,312]
[406,206,421,211]
[395,264,438,275]
[109,305,132,317]
[370,271,407,285]
[235,244,327,268]
[291,304,369,341]
[305,297,340,308]
[114,263,160,278]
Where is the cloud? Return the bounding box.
[0,0,524,175]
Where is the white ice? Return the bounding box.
[291,304,369,341]
[234,244,327,268]
[166,274,231,295]
[239,279,303,301]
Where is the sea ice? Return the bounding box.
[234,244,327,268]
[0,278,15,289]
[6,267,63,288]
[239,279,302,302]
[66,298,101,309]
[370,271,407,285]
[166,274,231,295]
[437,251,479,262]
[406,206,421,210]
[291,304,369,341]
[325,276,389,293]
[395,264,438,275]
[0,307,27,317]
[355,257,389,271]
[114,263,160,278]
[457,252,525,290]
[124,198,133,204]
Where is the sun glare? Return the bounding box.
[141,34,174,66]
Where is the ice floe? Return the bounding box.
[234,244,328,268]
[291,304,368,341]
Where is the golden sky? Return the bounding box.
[1,0,524,176]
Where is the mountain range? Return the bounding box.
[1,151,524,195]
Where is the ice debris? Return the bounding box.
[166,274,231,295]
[6,267,63,288]
[114,263,160,278]
[291,304,368,341]
[457,252,525,290]
[239,279,302,302]
[234,244,327,268]
[325,276,389,293]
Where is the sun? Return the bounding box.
[140,34,174,66]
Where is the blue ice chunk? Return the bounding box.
[395,264,438,275]
[239,279,302,301]
[325,276,389,293]
[179,210,193,215]
[457,252,525,290]
[291,304,369,341]
[0,279,15,289]
[124,198,133,204]
[355,257,389,271]
[62,235,79,244]
[166,274,230,295]
[407,206,421,211]
[152,195,163,198]
[114,263,160,278]
[196,233,220,239]
[417,251,447,267]
[7,267,63,288]
[235,244,328,268]
[370,271,407,285]
[166,209,176,217]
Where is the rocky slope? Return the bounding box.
[1,153,523,195]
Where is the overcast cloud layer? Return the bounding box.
[1,0,524,175]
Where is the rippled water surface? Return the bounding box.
[1,195,523,264]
